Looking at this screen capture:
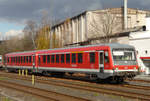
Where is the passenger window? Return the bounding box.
[18,57,19,63]
[104,52,109,63]
[26,56,29,63]
[18,57,20,63]
[90,52,95,63]
[72,53,76,63]
[51,55,55,63]
[47,55,50,63]
[16,57,18,63]
[21,56,22,63]
[24,56,26,63]
[16,57,17,63]
[43,55,46,63]
[38,56,41,64]
[61,54,64,63]
[29,56,32,63]
[78,53,83,63]
[22,56,24,63]
[7,57,9,63]
[66,54,70,63]
[15,57,17,63]
[56,54,59,63]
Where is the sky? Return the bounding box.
[0,0,150,38]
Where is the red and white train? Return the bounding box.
[5,43,139,82]
[0,55,3,68]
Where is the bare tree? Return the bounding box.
[40,10,51,27]
[35,10,52,50]
[24,20,38,49]
[89,11,121,43]
[62,18,74,47]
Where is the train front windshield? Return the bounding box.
[0,56,2,62]
[112,49,137,65]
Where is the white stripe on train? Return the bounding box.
[6,65,138,73]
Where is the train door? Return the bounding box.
[32,55,36,72]
[99,51,104,73]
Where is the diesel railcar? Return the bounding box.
[5,43,139,82]
[0,55,3,68]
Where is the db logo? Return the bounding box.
[125,67,128,69]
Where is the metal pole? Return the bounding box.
[22,70,24,76]
[32,75,35,85]
[25,69,28,76]
[19,69,21,76]
[124,0,128,30]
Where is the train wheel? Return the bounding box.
[68,72,74,76]
[51,72,65,77]
[42,71,49,76]
[116,77,124,84]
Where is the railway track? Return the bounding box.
[0,74,90,101]
[121,83,150,90]
[0,72,150,101]
[34,76,150,101]
[131,79,150,83]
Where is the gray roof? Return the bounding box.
[6,43,135,55]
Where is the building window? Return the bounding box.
[136,51,138,54]
[66,54,70,63]
[72,53,76,63]
[90,52,95,63]
[78,53,83,63]
[145,50,148,54]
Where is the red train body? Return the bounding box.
[0,55,3,68]
[5,43,139,82]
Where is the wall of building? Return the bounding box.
[50,8,148,48]
[129,31,150,74]
[50,13,87,48]
[129,31,150,56]
[146,17,150,31]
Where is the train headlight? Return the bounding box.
[115,67,118,71]
[134,67,137,70]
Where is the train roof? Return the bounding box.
[5,43,135,56]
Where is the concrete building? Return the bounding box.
[129,30,150,74]
[50,8,150,48]
[129,17,150,74]
[48,7,150,74]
